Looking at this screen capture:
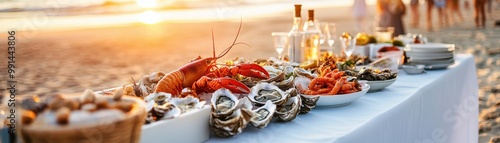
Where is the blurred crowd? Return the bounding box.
[352,0,498,36]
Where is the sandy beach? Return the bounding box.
[0,1,499,142]
[0,4,376,96]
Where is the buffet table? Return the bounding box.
[206,54,479,143]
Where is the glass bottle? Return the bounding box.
[287,4,304,63]
[302,9,321,61]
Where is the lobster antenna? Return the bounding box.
[212,28,216,58]
[218,41,252,59]
[217,17,243,59]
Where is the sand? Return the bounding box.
[0,2,499,142]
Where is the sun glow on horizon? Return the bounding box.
[136,0,157,8]
[139,10,160,24]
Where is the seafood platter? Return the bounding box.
[15,48,383,142]
[13,26,407,143]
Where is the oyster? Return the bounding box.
[282,66,295,75]
[274,96,301,122]
[133,72,166,97]
[152,102,181,119]
[211,88,239,117]
[263,65,282,74]
[273,76,295,91]
[249,100,276,129]
[293,68,316,79]
[264,72,285,82]
[143,92,203,123]
[144,92,172,105]
[210,89,255,137]
[298,93,319,114]
[143,92,179,120]
[248,82,288,106]
[357,67,398,81]
[170,96,205,114]
[209,107,253,138]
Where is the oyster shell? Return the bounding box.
[273,76,295,91]
[263,65,281,74]
[211,88,239,117]
[249,100,276,129]
[144,92,172,105]
[170,96,205,114]
[264,72,285,82]
[152,102,181,120]
[293,68,316,79]
[210,108,253,138]
[210,89,256,138]
[236,97,253,110]
[248,82,288,106]
[274,96,301,122]
[137,72,166,97]
[283,66,295,75]
[299,94,319,114]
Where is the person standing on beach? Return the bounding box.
[352,0,368,33]
[377,0,406,36]
[426,0,435,31]
[435,0,450,28]
[447,0,464,25]
[474,0,487,28]
[410,0,421,28]
[486,0,493,13]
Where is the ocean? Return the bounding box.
[0,0,373,31]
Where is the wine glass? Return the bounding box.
[271,32,289,59]
[321,22,336,55]
[340,33,356,58]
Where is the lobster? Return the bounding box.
[154,21,270,98]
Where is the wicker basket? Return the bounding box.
[20,96,146,143]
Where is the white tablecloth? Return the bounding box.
[206,54,479,143]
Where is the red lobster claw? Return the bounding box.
[214,77,251,93]
[236,63,270,79]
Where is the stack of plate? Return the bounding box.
[404,43,455,69]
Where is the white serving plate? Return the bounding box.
[365,78,397,92]
[141,105,211,143]
[302,84,370,107]
[406,51,454,59]
[405,43,455,52]
[410,58,455,65]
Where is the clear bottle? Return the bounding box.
[302,9,321,60]
[287,4,304,63]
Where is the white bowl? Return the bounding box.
[402,65,426,75]
[365,78,397,92]
[301,84,370,107]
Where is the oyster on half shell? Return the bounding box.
[264,72,285,82]
[274,96,301,122]
[210,108,254,138]
[248,82,288,106]
[210,89,255,138]
[273,76,295,92]
[211,88,239,117]
[170,96,205,114]
[149,103,181,120]
[249,100,276,129]
[299,94,319,114]
[293,68,316,79]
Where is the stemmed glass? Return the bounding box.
[271,32,289,58]
[322,22,337,51]
[340,33,357,58]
